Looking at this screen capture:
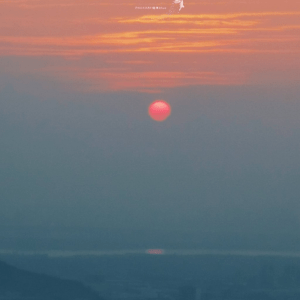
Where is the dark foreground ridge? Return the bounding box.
[0,260,102,300]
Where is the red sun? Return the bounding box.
[148,100,171,122]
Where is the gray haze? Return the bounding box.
[1,82,300,251]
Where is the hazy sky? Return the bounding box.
[1,0,300,250]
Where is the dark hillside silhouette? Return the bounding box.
[0,260,102,300]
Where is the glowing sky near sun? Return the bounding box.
[0,0,299,93]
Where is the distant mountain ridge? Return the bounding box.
[0,260,103,300]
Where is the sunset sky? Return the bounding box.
[1,0,300,251]
[1,0,299,92]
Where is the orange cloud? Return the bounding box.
[75,70,246,93]
[0,0,299,92]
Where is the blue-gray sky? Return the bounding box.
[1,81,300,250]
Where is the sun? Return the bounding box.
[148,100,171,122]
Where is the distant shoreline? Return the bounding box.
[2,249,300,258]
